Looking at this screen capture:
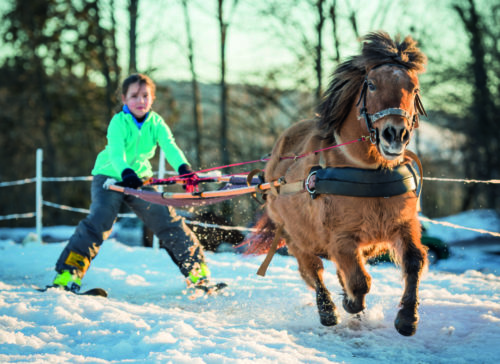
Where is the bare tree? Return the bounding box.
[182,0,204,168]
[218,0,228,166]
[344,0,359,39]
[217,0,239,167]
[109,0,121,85]
[453,0,499,210]
[128,0,139,73]
[315,0,326,100]
[92,0,120,119]
[329,0,340,62]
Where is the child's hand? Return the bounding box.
[178,164,199,193]
[118,168,143,189]
[184,174,200,193]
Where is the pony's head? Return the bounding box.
[317,32,427,165]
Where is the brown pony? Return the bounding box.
[250,32,428,336]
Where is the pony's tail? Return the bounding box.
[240,213,286,255]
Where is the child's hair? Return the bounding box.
[121,73,156,98]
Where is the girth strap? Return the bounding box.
[312,163,419,198]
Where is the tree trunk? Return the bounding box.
[315,0,325,101]
[92,0,114,119]
[128,0,138,74]
[218,0,229,167]
[109,0,121,92]
[329,0,340,63]
[182,0,203,168]
[454,0,498,210]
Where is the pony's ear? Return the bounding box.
[415,93,427,117]
[413,93,426,129]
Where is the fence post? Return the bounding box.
[153,150,166,249]
[36,148,43,244]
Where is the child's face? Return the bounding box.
[122,81,154,118]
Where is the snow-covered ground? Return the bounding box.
[0,210,499,363]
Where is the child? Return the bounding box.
[52,73,217,294]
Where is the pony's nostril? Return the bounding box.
[383,126,410,144]
[382,126,396,143]
[401,128,410,143]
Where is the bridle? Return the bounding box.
[356,63,427,144]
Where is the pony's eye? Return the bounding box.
[368,81,376,91]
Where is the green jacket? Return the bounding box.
[91,110,189,180]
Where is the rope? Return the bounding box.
[150,136,368,185]
[423,177,500,184]
[42,176,93,182]
[279,136,369,160]
[42,201,135,218]
[0,178,37,187]
[3,174,499,188]
[186,220,257,233]
[190,216,500,240]
[42,200,256,231]
[1,203,497,239]
[419,216,500,238]
[0,176,92,187]
[0,212,36,221]
[43,199,257,231]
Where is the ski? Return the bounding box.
[36,285,108,297]
[196,282,228,294]
[185,282,228,300]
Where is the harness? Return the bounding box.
[306,163,420,199]
[271,149,423,200]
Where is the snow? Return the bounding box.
[0,211,499,363]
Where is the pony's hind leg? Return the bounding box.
[394,235,427,336]
[291,247,339,326]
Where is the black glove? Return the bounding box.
[177,164,195,177]
[119,168,143,189]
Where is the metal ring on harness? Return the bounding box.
[246,169,267,204]
[305,170,317,199]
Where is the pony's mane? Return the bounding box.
[317,31,427,137]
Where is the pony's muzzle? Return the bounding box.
[382,125,410,145]
[343,295,366,314]
[379,124,410,158]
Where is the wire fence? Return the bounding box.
[1,149,499,243]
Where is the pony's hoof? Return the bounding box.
[316,288,339,326]
[319,308,339,326]
[394,308,419,336]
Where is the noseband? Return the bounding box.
[356,63,427,144]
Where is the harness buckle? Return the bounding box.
[305,170,318,199]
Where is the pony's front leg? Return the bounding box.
[395,236,427,336]
[291,247,339,326]
[315,275,339,326]
[333,243,372,315]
